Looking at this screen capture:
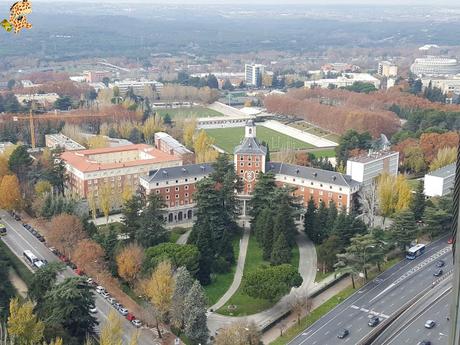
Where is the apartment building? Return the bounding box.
[378,61,398,77]
[245,64,265,87]
[424,163,456,197]
[346,151,399,186]
[154,132,195,164]
[45,134,86,151]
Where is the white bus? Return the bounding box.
[23,250,38,265]
[406,244,426,260]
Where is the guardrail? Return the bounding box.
[357,269,453,345]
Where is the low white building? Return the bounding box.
[110,79,164,96]
[197,115,252,129]
[304,73,381,89]
[424,163,456,197]
[45,134,86,151]
[421,77,460,95]
[346,151,399,186]
[15,93,59,105]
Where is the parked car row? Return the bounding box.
[95,285,143,328]
[22,222,46,243]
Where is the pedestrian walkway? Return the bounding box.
[176,229,192,245]
[208,226,250,312]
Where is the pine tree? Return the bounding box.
[304,198,318,243]
[249,172,277,227]
[137,194,168,247]
[270,233,291,265]
[389,210,417,250]
[262,216,274,261]
[255,207,272,243]
[184,281,209,344]
[316,200,329,243]
[193,222,213,285]
[273,191,297,246]
[326,201,338,231]
[411,180,426,221]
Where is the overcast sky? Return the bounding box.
[32,0,460,4]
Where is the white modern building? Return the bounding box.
[378,61,398,78]
[110,79,164,96]
[245,64,265,87]
[15,93,59,105]
[410,57,460,77]
[304,73,381,89]
[346,151,400,186]
[424,163,456,197]
[421,77,460,95]
[45,134,86,151]
[197,115,252,129]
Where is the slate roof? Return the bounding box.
[141,163,214,184]
[266,162,360,189]
[234,137,267,155]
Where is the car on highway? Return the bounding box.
[337,329,349,339]
[435,260,445,267]
[424,320,436,329]
[418,341,431,345]
[368,316,380,327]
[132,319,142,328]
[118,307,129,316]
[433,269,443,277]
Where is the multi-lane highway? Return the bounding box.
[288,236,452,345]
[374,280,452,345]
[0,210,155,345]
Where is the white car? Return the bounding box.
[424,320,436,329]
[90,307,97,314]
[132,319,142,328]
[101,291,110,299]
[107,297,117,305]
[118,307,128,316]
[96,286,105,294]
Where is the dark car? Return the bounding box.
[31,229,38,236]
[433,269,443,277]
[37,235,45,242]
[0,227,6,236]
[368,316,380,327]
[418,341,431,345]
[14,215,20,221]
[337,329,349,339]
[436,260,445,268]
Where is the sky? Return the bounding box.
[32,0,460,4]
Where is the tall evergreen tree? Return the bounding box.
[262,216,275,260]
[249,172,277,227]
[193,221,213,285]
[171,267,194,331]
[272,191,297,246]
[270,233,291,265]
[255,207,273,243]
[411,180,426,221]
[327,201,338,231]
[388,210,417,250]
[8,145,32,183]
[184,281,209,345]
[137,194,168,247]
[316,200,329,243]
[304,198,318,243]
[121,194,144,241]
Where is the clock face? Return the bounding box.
[244,170,256,182]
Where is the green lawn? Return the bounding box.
[206,126,314,153]
[407,178,422,191]
[204,236,241,307]
[289,122,340,143]
[269,286,356,345]
[307,149,337,158]
[217,235,300,316]
[156,107,222,119]
[168,226,190,243]
[315,270,333,283]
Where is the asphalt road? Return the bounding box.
[288,236,452,345]
[382,287,451,345]
[0,210,156,345]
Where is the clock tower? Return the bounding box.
[234,120,267,196]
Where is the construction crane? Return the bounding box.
[29,101,36,149]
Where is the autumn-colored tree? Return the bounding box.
[99,182,113,222]
[87,189,97,219]
[377,173,395,219]
[116,243,144,286]
[73,239,106,273]
[430,146,457,171]
[7,298,45,345]
[142,115,164,144]
[183,119,197,149]
[194,130,218,163]
[0,175,22,211]
[0,154,11,178]
[99,310,123,345]
[87,135,109,149]
[121,182,133,203]
[214,321,261,345]
[48,214,87,259]
[35,180,52,198]
[419,131,459,164]
[394,174,412,212]
[142,261,175,323]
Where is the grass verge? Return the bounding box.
[169,226,190,243]
[269,286,355,345]
[314,270,333,283]
[0,240,33,287]
[156,107,222,119]
[217,235,300,316]
[204,236,241,306]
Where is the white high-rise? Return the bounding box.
[245,63,265,87]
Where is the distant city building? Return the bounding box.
[245,64,265,87]
[110,79,164,96]
[15,93,59,107]
[61,144,182,210]
[424,162,456,197]
[83,70,111,83]
[321,63,360,74]
[378,61,398,77]
[154,132,195,164]
[346,151,399,186]
[421,77,460,95]
[20,80,38,88]
[45,134,86,151]
[197,115,252,129]
[304,73,381,89]
[410,57,460,77]
[81,133,133,148]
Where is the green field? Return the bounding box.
[156,107,222,119]
[206,126,314,153]
[289,121,340,143]
[217,235,300,316]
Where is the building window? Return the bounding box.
[185,193,189,197]
[166,188,170,193]
[185,199,188,204]
[175,201,179,206]
[240,170,244,174]
[166,195,170,200]
[240,162,244,167]
[175,187,179,191]
[319,198,323,202]
[194,177,197,181]
[156,183,159,186]
[338,195,342,199]
[185,185,189,190]
[156,190,160,194]
[339,187,342,191]
[176,180,178,183]
[293,178,295,182]
[310,182,314,185]
[338,202,342,207]
[175,194,179,199]
[248,162,252,167]
[185,178,188,182]
[320,184,323,187]
[329,185,332,189]
[248,156,252,161]
[166,181,169,185]
[240,156,244,160]
[284,176,287,180]
[255,162,259,167]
